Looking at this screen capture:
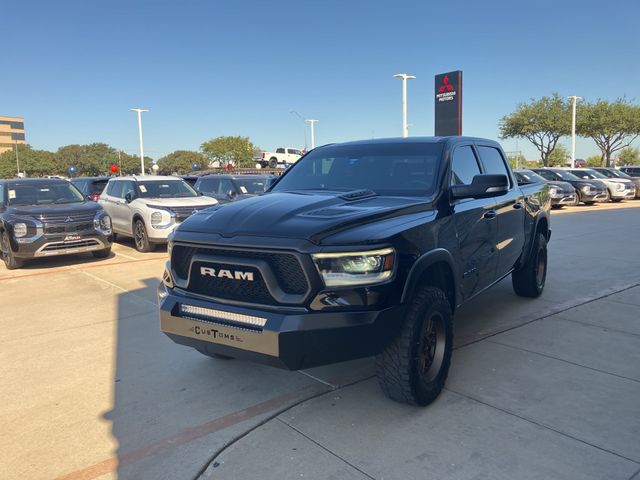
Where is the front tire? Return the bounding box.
[375,286,453,406]
[133,219,153,252]
[269,157,278,168]
[1,232,24,270]
[512,232,547,297]
[92,247,111,259]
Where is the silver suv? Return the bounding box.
[99,176,217,251]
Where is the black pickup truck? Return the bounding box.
[159,137,551,406]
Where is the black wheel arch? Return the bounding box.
[517,212,550,269]
[401,248,459,313]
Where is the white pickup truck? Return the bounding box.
[257,147,303,168]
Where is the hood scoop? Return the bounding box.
[339,189,377,201]
[302,207,361,217]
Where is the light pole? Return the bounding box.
[290,111,308,150]
[130,108,149,175]
[14,140,20,177]
[568,96,582,167]
[393,73,416,137]
[306,119,318,149]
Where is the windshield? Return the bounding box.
[537,169,581,181]
[569,169,606,180]
[596,168,630,179]
[515,170,545,184]
[271,143,444,196]
[6,181,85,206]
[235,177,271,194]
[136,180,198,198]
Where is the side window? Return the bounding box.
[450,146,481,186]
[0,183,4,205]
[122,181,136,199]
[108,181,124,198]
[276,148,285,154]
[219,178,235,194]
[477,146,512,187]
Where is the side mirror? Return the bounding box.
[451,174,509,200]
[227,190,237,199]
[125,192,134,203]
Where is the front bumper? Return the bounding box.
[158,282,405,370]
[12,231,112,258]
[609,187,636,199]
[551,193,578,206]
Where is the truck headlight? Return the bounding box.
[312,248,395,287]
[549,188,558,196]
[13,223,27,238]
[615,183,625,191]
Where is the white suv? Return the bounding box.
[99,176,217,252]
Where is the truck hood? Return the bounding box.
[8,201,102,218]
[177,191,433,244]
[136,196,218,208]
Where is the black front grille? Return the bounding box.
[38,212,95,224]
[45,222,94,234]
[172,245,309,304]
[188,261,276,305]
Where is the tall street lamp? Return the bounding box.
[130,108,149,175]
[290,110,308,150]
[14,139,20,177]
[393,73,416,137]
[568,96,582,167]
[305,119,318,149]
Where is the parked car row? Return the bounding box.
[1,172,280,268]
[515,167,638,207]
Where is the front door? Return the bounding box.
[449,144,499,300]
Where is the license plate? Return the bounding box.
[64,235,81,242]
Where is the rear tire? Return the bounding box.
[512,232,547,298]
[375,286,453,406]
[92,247,111,259]
[1,232,24,270]
[269,157,278,168]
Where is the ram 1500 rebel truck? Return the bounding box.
[159,137,551,406]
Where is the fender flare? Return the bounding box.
[400,248,460,308]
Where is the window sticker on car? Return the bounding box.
[139,185,147,192]
[240,186,248,194]
[39,188,50,192]
[8,190,16,199]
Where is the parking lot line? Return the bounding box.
[54,384,329,480]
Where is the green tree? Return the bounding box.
[577,98,640,167]
[506,153,527,170]
[201,136,259,168]
[547,144,570,167]
[156,150,207,175]
[585,155,602,167]
[617,147,640,166]
[56,143,118,176]
[500,93,571,166]
[0,144,57,178]
[117,152,153,175]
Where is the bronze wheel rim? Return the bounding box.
[418,312,446,383]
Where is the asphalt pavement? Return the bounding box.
[1,203,639,480]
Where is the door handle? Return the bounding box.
[513,202,523,210]
[483,210,497,219]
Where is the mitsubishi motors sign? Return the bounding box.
[434,70,462,136]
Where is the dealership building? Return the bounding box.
[0,116,26,154]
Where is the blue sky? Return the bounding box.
[2,0,639,160]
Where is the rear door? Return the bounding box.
[449,144,499,299]
[476,144,525,277]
